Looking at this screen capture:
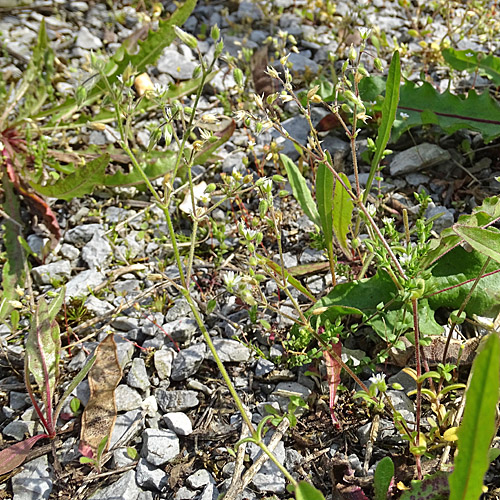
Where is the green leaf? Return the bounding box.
[295,481,326,500]
[364,50,400,201]
[54,354,96,423]
[263,257,316,301]
[0,176,26,322]
[30,155,110,200]
[400,471,450,500]
[449,333,500,500]
[442,48,500,86]
[316,162,335,263]
[281,154,320,227]
[453,225,500,265]
[394,80,500,143]
[374,457,394,500]
[332,172,353,253]
[40,0,198,124]
[25,295,62,413]
[427,246,500,317]
[422,196,500,268]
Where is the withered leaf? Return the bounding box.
[251,46,280,98]
[80,334,122,457]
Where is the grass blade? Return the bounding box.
[364,50,400,202]
[449,333,500,500]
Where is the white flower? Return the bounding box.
[465,52,474,57]
[223,271,242,292]
[239,223,258,241]
[366,203,377,217]
[400,112,410,119]
[359,27,372,39]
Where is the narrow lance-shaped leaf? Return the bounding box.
[323,338,342,429]
[80,334,122,458]
[332,172,354,254]
[374,457,394,500]
[0,173,26,321]
[364,50,400,202]
[449,333,500,500]
[25,295,61,422]
[40,0,198,124]
[0,434,49,476]
[316,162,335,264]
[453,225,500,265]
[281,154,320,227]
[54,354,96,424]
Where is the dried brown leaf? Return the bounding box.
[251,46,279,98]
[79,334,122,457]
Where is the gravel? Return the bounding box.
[1,0,498,498]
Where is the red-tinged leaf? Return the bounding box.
[3,152,61,247]
[316,113,342,132]
[0,434,48,475]
[337,484,370,500]
[323,339,342,429]
[78,441,94,459]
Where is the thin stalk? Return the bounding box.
[182,290,255,434]
[438,257,491,393]
[258,440,298,487]
[411,297,423,480]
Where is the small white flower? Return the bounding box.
[465,52,474,57]
[239,223,258,241]
[369,373,386,385]
[366,203,377,217]
[400,112,410,119]
[154,83,169,95]
[223,271,242,291]
[399,253,412,265]
[359,27,372,39]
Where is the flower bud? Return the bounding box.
[233,68,244,87]
[210,24,220,41]
[174,26,198,49]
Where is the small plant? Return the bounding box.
[0,288,96,475]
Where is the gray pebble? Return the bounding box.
[154,349,175,379]
[171,344,206,381]
[163,412,193,436]
[88,470,152,500]
[75,26,102,49]
[81,233,112,270]
[115,385,143,412]
[136,458,169,491]
[84,296,114,316]
[127,358,150,391]
[32,260,72,285]
[155,389,199,412]
[389,143,451,176]
[186,469,212,489]
[157,49,196,80]
[12,455,52,500]
[141,428,180,466]
[208,339,251,363]
[65,270,106,299]
[3,420,34,440]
